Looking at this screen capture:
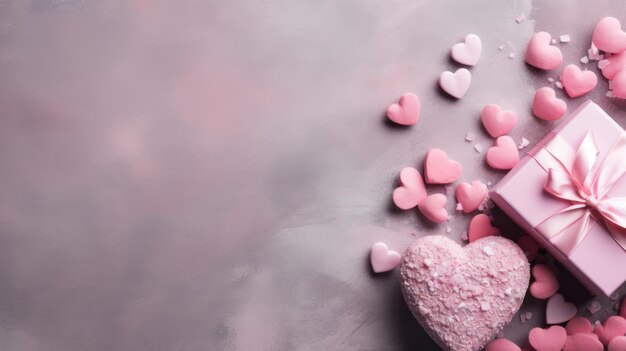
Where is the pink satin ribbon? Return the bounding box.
[530,131,626,256]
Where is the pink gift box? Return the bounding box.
[490,101,626,296]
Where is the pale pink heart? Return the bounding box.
[609,336,626,351]
[529,326,567,351]
[532,87,567,121]
[563,333,604,351]
[566,316,594,335]
[560,64,598,98]
[386,92,421,126]
[601,51,626,79]
[417,194,448,223]
[486,136,519,170]
[546,293,577,324]
[393,167,427,210]
[399,236,529,351]
[485,338,521,351]
[529,264,559,300]
[370,242,401,273]
[455,180,488,213]
[468,213,500,242]
[525,32,563,70]
[480,104,517,138]
[592,17,626,54]
[517,235,539,261]
[439,68,471,99]
[595,316,626,346]
[451,34,482,66]
[424,148,462,184]
[611,67,626,99]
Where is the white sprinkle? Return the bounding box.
[548,77,555,82]
[555,81,564,89]
[595,320,602,326]
[424,258,434,267]
[474,143,484,153]
[607,90,615,98]
[456,203,464,211]
[589,43,599,56]
[559,34,571,43]
[588,300,602,314]
[446,226,452,233]
[515,14,525,23]
[505,287,512,296]
[481,302,491,311]
[518,137,530,149]
[465,131,476,142]
[580,56,590,64]
[487,181,492,187]
[598,59,611,69]
[551,39,557,44]
[483,246,494,256]
[508,52,516,59]
[525,312,533,320]
[498,44,505,51]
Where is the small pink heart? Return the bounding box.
[517,235,539,261]
[481,104,517,138]
[563,333,604,351]
[455,180,488,213]
[525,32,563,70]
[593,17,626,54]
[601,50,626,80]
[595,316,626,346]
[417,194,448,223]
[468,213,500,242]
[611,67,626,99]
[566,316,594,335]
[451,34,482,66]
[370,242,401,273]
[399,236,529,351]
[533,87,567,121]
[609,336,626,351]
[485,338,521,351]
[393,167,427,210]
[425,148,462,184]
[530,264,559,300]
[561,64,598,98]
[387,93,421,126]
[546,293,577,325]
[529,326,567,351]
[439,68,472,99]
[486,136,519,170]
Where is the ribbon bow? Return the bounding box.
[535,131,626,255]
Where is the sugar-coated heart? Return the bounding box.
[439,68,472,99]
[370,242,401,273]
[485,338,521,351]
[468,213,500,242]
[481,104,517,138]
[418,194,449,223]
[601,51,626,80]
[387,92,421,126]
[533,87,567,121]
[525,32,563,70]
[620,297,626,318]
[425,148,462,184]
[529,326,567,351]
[609,336,626,351]
[486,136,519,170]
[517,235,539,261]
[399,236,529,351]
[611,68,626,99]
[563,333,604,351]
[546,293,577,325]
[593,17,626,54]
[530,264,559,300]
[566,316,594,335]
[393,167,427,210]
[451,34,482,66]
[455,180,487,213]
[560,64,598,98]
[595,316,626,346]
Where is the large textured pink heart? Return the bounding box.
[486,136,519,170]
[417,194,449,223]
[533,87,567,121]
[525,32,563,70]
[455,180,488,213]
[546,293,577,325]
[387,93,421,126]
[425,148,462,184]
[399,236,529,351]
[468,213,500,242]
[439,68,472,99]
[393,167,427,210]
[529,264,559,300]
[451,34,482,66]
[595,316,626,346]
[529,326,567,351]
[481,104,517,138]
[592,17,626,54]
[561,64,598,98]
[601,51,626,80]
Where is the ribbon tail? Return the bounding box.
[536,206,591,256]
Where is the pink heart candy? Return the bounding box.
[517,235,539,261]
[424,148,462,184]
[451,34,482,66]
[399,236,529,351]
[566,316,594,335]
[609,336,626,351]
[439,68,472,99]
[601,50,626,80]
[486,136,519,170]
[418,194,449,223]
[560,64,598,98]
[533,87,567,121]
[563,333,604,351]
[525,32,563,70]
[593,17,626,54]
[393,167,427,210]
[481,104,517,138]
[468,213,500,242]
[595,316,626,346]
[529,264,559,300]
[387,92,421,126]
[611,68,626,99]
[529,326,567,351]
[485,338,521,351]
[455,180,488,213]
[370,242,401,273]
[546,293,577,325]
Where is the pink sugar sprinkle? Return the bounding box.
[525,312,532,320]
[580,56,589,64]
[456,203,464,211]
[461,231,468,241]
[515,14,525,23]
[520,313,527,323]
[588,300,602,314]
[598,59,610,69]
